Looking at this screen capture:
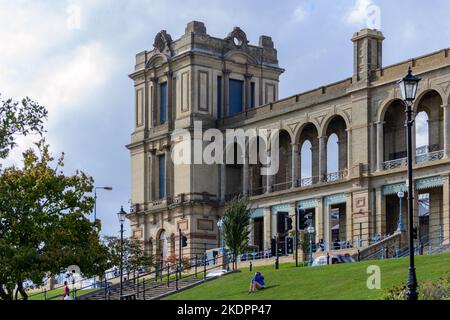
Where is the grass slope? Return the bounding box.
[165,253,450,300]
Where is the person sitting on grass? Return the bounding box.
[248,271,265,294]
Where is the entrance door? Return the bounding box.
[253,217,264,251]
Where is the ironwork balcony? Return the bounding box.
[416,150,444,164]
[272,181,292,192]
[249,187,265,197]
[297,176,320,187]
[324,169,348,182]
[383,158,407,170]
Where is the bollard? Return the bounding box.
[167,264,170,287]
[274,256,279,270]
[195,255,198,278]
[249,261,252,272]
[175,265,179,291]
[44,288,47,300]
[357,250,361,262]
[143,280,146,300]
[326,252,330,265]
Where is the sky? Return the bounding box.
[0,0,449,237]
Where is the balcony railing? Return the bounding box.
[383,158,407,170]
[272,181,292,192]
[416,150,444,164]
[324,169,348,182]
[297,176,320,187]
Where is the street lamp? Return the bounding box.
[94,186,113,222]
[116,206,127,300]
[307,224,315,267]
[397,66,421,301]
[92,186,112,289]
[217,218,224,254]
[397,187,405,232]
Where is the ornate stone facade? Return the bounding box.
[127,22,450,261]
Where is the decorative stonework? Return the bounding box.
[153,30,173,56]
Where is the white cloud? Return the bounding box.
[292,5,307,23]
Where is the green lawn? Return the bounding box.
[28,288,97,300]
[165,253,450,300]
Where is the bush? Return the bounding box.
[420,276,450,300]
[382,285,407,300]
[383,275,450,300]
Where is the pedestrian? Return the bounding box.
[61,281,70,300]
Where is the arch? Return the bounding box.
[224,50,259,65]
[293,121,320,144]
[320,113,350,138]
[327,133,339,174]
[413,89,445,114]
[273,130,292,191]
[377,97,404,123]
[414,89,444,151]
[145,53,169,69]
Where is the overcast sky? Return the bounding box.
[1,0,449,237]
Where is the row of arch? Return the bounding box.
[223,88,449,197]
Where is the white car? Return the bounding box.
[206,269,228,278]
[311,254,354,267]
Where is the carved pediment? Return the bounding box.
[153,30,173,56]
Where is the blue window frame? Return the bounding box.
[229,79,243,116]
[160,82,167,124]
[217,76,222,118]
[250,82,255,108]
[159,154,166,199]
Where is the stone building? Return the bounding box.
[127,21,450,260]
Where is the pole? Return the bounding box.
[120,222,124,299]
[179,228,182,279]
[295,208,299,267]
[93,188,97,289]
[309,232,313,266]
[405,101,418,300]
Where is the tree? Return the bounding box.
[103,236,155,274]
[0,141,110,300]
[222,196,251,270]
[0,95,47,160]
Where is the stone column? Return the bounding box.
[375,187,386,236]
[442,104,450,158]
[165,71,174,130]
[376,121,384,171]
[316,199,324,244]
[265,148,273,193]
[412,120,417,164]
[243,153,249,196]
[318,136,327,181]
[220,163,226,202]
[346,129,352,176]
[150,77,158,127]
[346,193,353,242]
[291,143,299,188]
[244,73,253,111]
[442,174,450,244]
[164,145,173,202]
[263,207,272,251]
[223,69,231,117]
[148,149,156,202]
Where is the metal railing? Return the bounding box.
[383,158,407,170]
[324,169,348,182]
[297,176,320,187]
[415,150,444,164]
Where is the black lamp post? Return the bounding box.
[397,66,421,300]
[117,206,127,300]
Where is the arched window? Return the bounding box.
[327,133,339,174]
[301,140,312,178]
[415,111,429,152]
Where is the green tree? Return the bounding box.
[0,95,47,160]
[103,236,155,273]
[0,141,110,300]
[222,196,251,270]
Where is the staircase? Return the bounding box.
[79,276,205,300]
[78,257,225,300]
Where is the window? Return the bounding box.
[159,154,166,199]
[250,82,255,108]
[160,82,167,124]
[229,79,243,116]
[217,76,222,118]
